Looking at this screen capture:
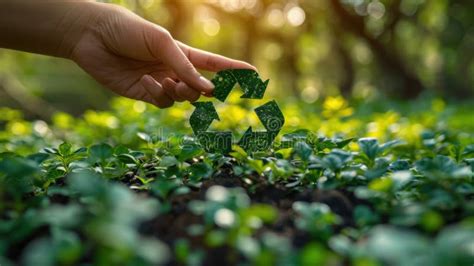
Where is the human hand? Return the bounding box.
[71,3,256,108]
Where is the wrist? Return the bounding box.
[0,1,105,59]
[56,1,106,59]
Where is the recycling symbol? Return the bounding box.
[190,69,285,153]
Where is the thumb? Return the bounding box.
[149,27,214,94]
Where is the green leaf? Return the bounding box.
[160,156,178,167]
[178,143,203,161]
[358,138,379,161]
[67,170,105,196]
[336,138,354,149]
[299,242,331,266]
[354,205,380,227]
[73,147,87,155]
[462,144,474,158]
[89,143,113,163]
[241,204,277,223]
[364,158,390,179]
[113,145,130,155]
[0,156,38,196]
[368,177,393,192]
[293,141,312,161]
[389,159,411,171]
[188,162,213,181]
[27,153,50,164]
[363,226,430,265]
[434,224,474,265]
[379,139,402,153]
[43,147,59,155]
[39,204,82,228]
[280,129,310,148]
[293,202,340,240]
[59,142,72,156]
[151,179,181,198]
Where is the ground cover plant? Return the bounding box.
[1,78,474,266]
[1,0,474,265]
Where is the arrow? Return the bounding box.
[232,69,268,99]
[191,70,285,154]
[254,100,285,133]
[237,100,285,152]
[190,102,219,134]
[212,70,236,102]
[211,69,269,102]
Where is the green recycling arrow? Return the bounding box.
[238,100,284,152]
[190,102,219,134]
[212,69,269,102]
[189,69,285,153]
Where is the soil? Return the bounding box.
[139,174,359,265]
[5,172,362,265]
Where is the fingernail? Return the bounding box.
[199,76,215,91]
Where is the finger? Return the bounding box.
[162,78,185,102]
[141,75,174,108]
[175,81,201,103]
[164,77,211,99]
[149,28,215,94]
[150,70,178,84]
[178,42,257,72]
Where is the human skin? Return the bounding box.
[0,0,256,108]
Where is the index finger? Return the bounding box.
[178,42,257,72]
[147,26,215,94]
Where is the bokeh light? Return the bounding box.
[203,18,221,36]
[264,43,282,61]
[215,208,235,227]
[368,0,385,19]
[301,85,320,103]
[267,7,285,27]
[286,5,305,26]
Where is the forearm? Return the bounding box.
[0,0,102,59]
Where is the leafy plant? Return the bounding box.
[0,97,473,265]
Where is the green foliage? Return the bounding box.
[0,0,473,264]
[293,202,341,240]
[0,98,473,265]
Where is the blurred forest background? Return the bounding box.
[0,0,473,120]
